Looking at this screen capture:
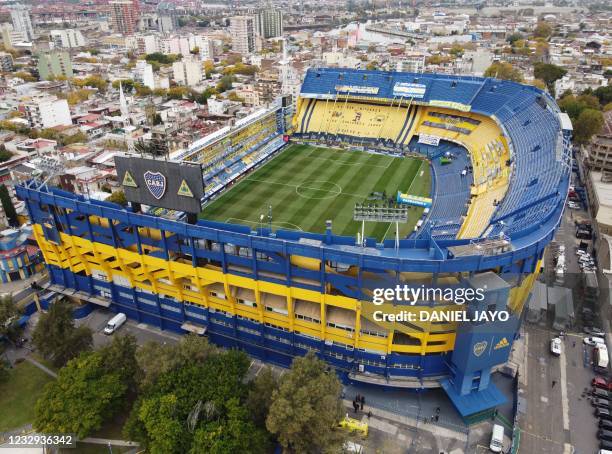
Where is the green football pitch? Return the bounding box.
[200,144,431,241]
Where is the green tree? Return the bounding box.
[533,63,567,95]
[34,347,129,438]
[484,61,523,82]
[0,145,13,163]
[32,299,92,367]
[0,184,18,227]
[191,397,268,454]
[558,94,600,121]
[216,75,234,93]
[126,350,266,453]
[593,86,612,106]
[106,190,128,207]
[0,294,21,342]
[533,21,552,39]
[506,32,524,44]
[266,352,346,453]
[247,366,279,428]
[136,334,216,390]
[167,86,189,100]
[112,79,135,92]
[573,108,604,145]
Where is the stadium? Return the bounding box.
[16,68,573,423]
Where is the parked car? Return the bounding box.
[584,327,605,337]
[585,337,607,346]
[593,389,612,399]
[599,429,612,442]
[599,419,612,430]
[550,338,562,356]
[593,398,611,409]
[594,377,611,389]
[597,408,612,419]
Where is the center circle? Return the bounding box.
[295,180,342,200]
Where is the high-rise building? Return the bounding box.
[188,35,214,61]
[230,16,255,55]
[9,4,34,42]
[23,95,72,129]
[37,51,74,80]
[49,29,87,49]
[0,23,25,49]
[134,60,155,90]
[0,52,14,72]
[110,0,140,36]
[172,57,203,87]
[255,8,283,39]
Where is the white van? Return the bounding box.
[489,424,504,453]
[103,313,127,335]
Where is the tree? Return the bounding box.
[34,342,132,438]
[506,32,524,44]
[573,108,604,145]
[136,334,216,390]
[32,299,92,367]
[0,184,18,227]
[14,71,36,82]
[533,63,567,95]
[112,79,135,92]
[167,86,189,100]
[247,367,278,428]
[0,294,21,342]
[593,86,612,106]
[125,350,267,453]
[216,75,234,93]
[266,352,346,453]
[533,21,552,39]
[100,334,140,392]
[558,94,600,121]
[106,190,128,207]
[484,61,523,82]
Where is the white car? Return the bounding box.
[584,337,606,346]
[550,338,562,356]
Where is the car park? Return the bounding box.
[585,337,606,346]
[550,338,562,356]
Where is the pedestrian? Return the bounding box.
[552,380,557,388]
[356,393,361,404]
[573,341,576,348]
[360,395,365,410]
[353,400,359,413]
[435,406,440,414]
[368,410,372,419]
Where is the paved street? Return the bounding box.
[518,169,603,454]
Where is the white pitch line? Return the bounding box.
[244,178,365,199]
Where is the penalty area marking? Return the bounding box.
[225,217,303,231]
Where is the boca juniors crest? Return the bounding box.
[144,171,167,200]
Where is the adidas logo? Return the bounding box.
[494,337,509,350]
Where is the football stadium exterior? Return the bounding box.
[17,68,572,422]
